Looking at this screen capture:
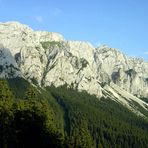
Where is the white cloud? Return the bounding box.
[52,8,62,16]
[144,52,148,55]
[35,16,43,23]
[33,8,62,23]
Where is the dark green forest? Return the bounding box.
[0,78,148,148]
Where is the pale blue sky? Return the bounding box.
[0,0,148,60]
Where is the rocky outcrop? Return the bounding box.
[0,21,148,116]
[95,45,148,98]
[0,44,21,78]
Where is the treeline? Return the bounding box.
[0,78,148,148]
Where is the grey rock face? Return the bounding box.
[0,44,21,78]
[95,45,148,98]
[0,21,148,115]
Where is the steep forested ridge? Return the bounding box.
[0,78,148,148]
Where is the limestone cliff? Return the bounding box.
[0,21,148,116]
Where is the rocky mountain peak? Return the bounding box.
[0,21,148,116]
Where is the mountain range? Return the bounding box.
[0,21,148,116]
[0,21,148,147]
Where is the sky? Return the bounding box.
[0,0,148,60]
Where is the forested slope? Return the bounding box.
[0,78,148,148]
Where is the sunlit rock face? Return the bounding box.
[0,21,102,97]
[95,45,148,98]
[0,21,148,115]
